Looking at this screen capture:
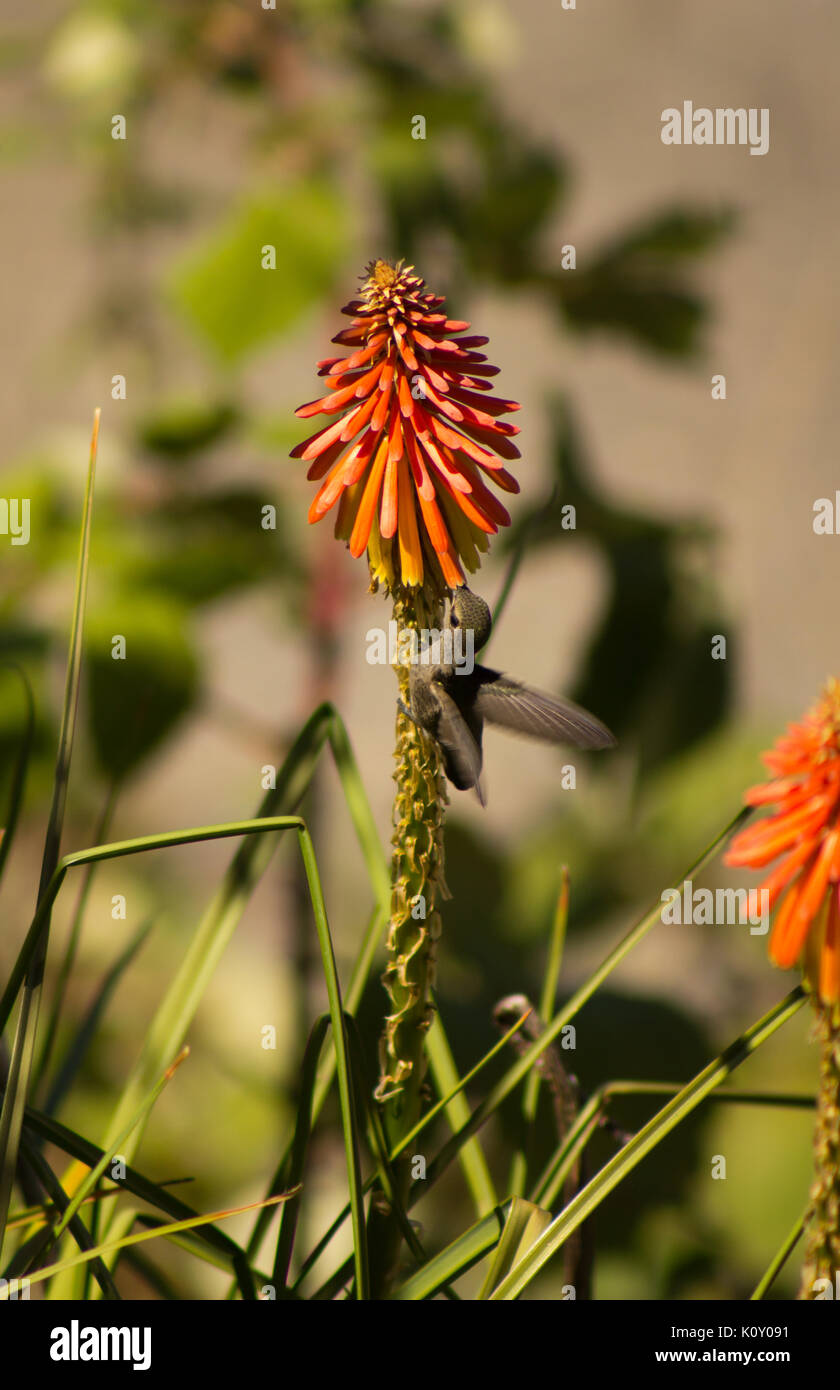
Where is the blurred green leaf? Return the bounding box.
[599,207,736,263]
[506,399,732,771]
[557,207,734,356]
[123,487,297,604]
[168,181,345,363]
[84,594,198,779]
[137,399,239,460]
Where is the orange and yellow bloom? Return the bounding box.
[291,259,520,591]
[725,679,840,1004]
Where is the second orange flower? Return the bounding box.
[725,679,840,1005]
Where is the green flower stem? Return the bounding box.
[799,1004,840,1298]
[370,582,446,1293]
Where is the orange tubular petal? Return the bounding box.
[341,392,377,440]
[421,381,465,422]
[331,326,368,346]
[398,371,415,418]
[431,360,499,378]
[305,436,348,482]
[758,838,820,911]
[295,378,361,417]
[424,385,520,440]
[371,385,392,433]
[380,448,399,539]
[387,404,404,463]
[820,888,840,1003]
[438,548,464,587]
[343,429,378,486]
[421,437,472,494]
[449,334,488,349]
[294,408,364,462]
[724,797,833,867]
[340,335,387,371]
[351,363,384,398]
[830,830,840,881]
[744,777,804,806]
[334,477,363,540]
[309,470,349,521]
[396,336,418,371]
[460,421,521,451]
[396,457,423,586]
[404,430,435,501]
[769,882,808,969]
[309,439,376,520]
[446,386,521,416]
[484,466,520,494]
[349,437,390,558]
[787,827,840,937]
[454,464,511,528]
[430,419,508,468]
[410,399,433,440]
[419,365,450,393]
[416,488,451,554]
[432,468,497,535]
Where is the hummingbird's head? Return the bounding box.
[449,587,493,652]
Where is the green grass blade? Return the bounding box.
[1,808,367,1298]
[0,809,365,1291]
[0,410,99,1256]
[324,708,390,911]
[344,1015,431,1279]
[510,868,569,1196]
[414,806,752,1202]
[295,827,368,1299]
[37,408,100,901]
[291,1006,532,1290]
[49,1048,189,1250]
[240,709,390,1274]
[294,1006,532,1289]
[272,1015,330,1288]
[751,1210,806,1300]
[0,1191,295,1297]
[99,704,385,1172]
[477,1197,553,1299]
[84,1206,136,1301]
[489,987,807,1300]
[243,904,387,1274]
[425,1014,497,1216]
[11,812,372,1299]
[393,1204,512,1301]
[533,1081,815,1208]
[21,1102,255,1292]
[0,664,35,887]
[34,784,119,1098]
[18,1134,119,1300]
[43,917,155,1118]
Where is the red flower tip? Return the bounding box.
[291,259,520,592]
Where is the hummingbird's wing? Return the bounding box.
[434,685,486,805]
[471,667,616,751]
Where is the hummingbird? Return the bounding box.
[401,587,615,806]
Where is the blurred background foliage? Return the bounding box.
[0,0,811,1299]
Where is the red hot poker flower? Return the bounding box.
[291,259,520,591]
[724,679,840,1004]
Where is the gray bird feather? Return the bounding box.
[402,586,615,803]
